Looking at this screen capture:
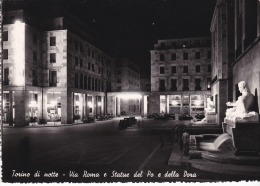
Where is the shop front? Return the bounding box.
[46,92,61,123]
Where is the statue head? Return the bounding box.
[238,81,250,94]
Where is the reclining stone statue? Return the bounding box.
[225,81,259,122]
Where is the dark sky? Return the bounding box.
[4,0,217,76]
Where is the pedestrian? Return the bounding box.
[182,129,190,156]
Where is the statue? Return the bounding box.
[225,81,259,122]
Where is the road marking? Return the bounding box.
[138,143,160,171]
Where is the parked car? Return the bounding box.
[83,116,95,123]
[118,119,128,129]
[164,114,175,120]
[96,115,106,121]
[195,113,205,121]
[179,114,193,120]
[129,117,137,124]
[121,111,127,116]
[147,113,160,119]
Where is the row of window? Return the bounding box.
[158,78,211,91]
[159,65,211,74]
[3,30,38,44]
[50,36,112,65]
[74,74,112,92]
[159,51,211,61]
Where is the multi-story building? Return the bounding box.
[150,37,212,116]
[107,58,150,117]
[2,10,116,126]
[115,58,140,92]
[210,0,260,125]
[210,0,235,125]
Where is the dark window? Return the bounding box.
[3,31,8,41]
[80,59,83,67]
[183,66,188,73]
[75,74,78,88]
[33,32,37,44]
[171,53,176,60]
[3,49,8,59]
[50,36,56,46]
[88,48,91,56]
[195,79,201,90]
[117,79,121,83]
[171,79,177,91]
[183,53,188,60]
[88,62,91,70]
[92,50,94,58]
[75,57,78,66]
[49,71,57,87]
[92,77,95,90]
[95,79,98,91]
[3,68,9,85]
[183,79,189,91]
[208,51,211,59]
[92,64,95,72]
[88,76,91,90]
[33,51,37,61]
[195,65,201,73]
[50,53,56,63]
[32,70,38,86]
[208,64,211,72]
[159,79,165,91]
[80,74,83,89]
[98,67,101,74]
[84,75,87,89]
[171,66,176,73]
[195,52,200,59]
[117,86,121,91]
[160,66,165,74]
[160,54,165,61]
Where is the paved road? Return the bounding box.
[1,118,254,182]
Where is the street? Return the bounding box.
[1,118,251,182]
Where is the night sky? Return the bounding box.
[4,0,217,76]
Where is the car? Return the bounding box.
[195,113,205,121]
[120,111,127,116]
[179,114,193,120]
[83,116,95,123]
[147,113,160,119]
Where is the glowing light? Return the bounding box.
[117,93,142,100]
[97,102,101,106]
[194,100,203,106]
[29,101,38,108]
[13,20,25,86]
[75,101,80,106]
[88,101,93,107]
[171,100,179,106]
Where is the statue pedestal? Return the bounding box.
[205,111,216,124]
[222,120,260,155]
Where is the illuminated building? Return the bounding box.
[210,0,235,125]
[150,37,212,116]
[2,10,116,126]
[210,0,260,125]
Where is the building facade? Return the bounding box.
[107,58,149,117]
[210,0,260,125]
[210,0,235,125]
[150,37,212,116]
[2,10,116,126]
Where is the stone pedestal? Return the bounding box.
[223,120,260,155]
